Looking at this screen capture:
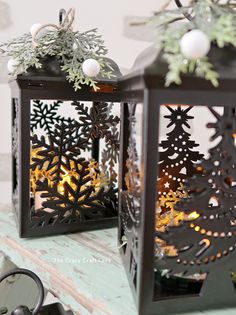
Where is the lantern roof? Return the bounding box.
[119,45,236,93]
[9,57,122,102]
[14,56,121,85]
[9,57,122,94]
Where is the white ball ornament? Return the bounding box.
[82,59,100,77]
[30,23,42,37]
[7,58,20,74]
[30,23,50,41]
[180,29,211,60]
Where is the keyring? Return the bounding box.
[0,269,44,315]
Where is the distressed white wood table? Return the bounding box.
[0,203,137,315]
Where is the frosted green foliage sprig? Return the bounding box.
[0,10,114,91]
[150,0,236,87]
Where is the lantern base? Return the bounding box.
[16,215,117,238]
[150,269,236,315]
[154,270,203,298]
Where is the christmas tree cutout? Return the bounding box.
[156,107,236,297]
[157,106,204,214]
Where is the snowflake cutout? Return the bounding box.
[31,100,64,134]
[72,101,120,141]
[31,120,88,183]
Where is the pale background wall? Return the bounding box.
[0,0,173,154]
[0,0,211,156]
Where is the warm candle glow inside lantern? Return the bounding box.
[156,184,200,232]
[154,105,205,258]
[155,182,200,258]
[30,146,110,214]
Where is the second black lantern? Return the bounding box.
[118,44,236,315]
[11,57,121,238]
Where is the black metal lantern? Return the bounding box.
[11,56,121,238]
[118,44,236,315]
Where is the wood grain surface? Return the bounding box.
[0,203,137,315]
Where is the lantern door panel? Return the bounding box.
[12,98,20,220]
[155,105,236,298]
[13,98,120,237]
[155,104,236,310]
[119,102,236,314]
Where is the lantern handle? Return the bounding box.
[32,8,75,47]
[174,0,193,21]
[59,8,67,26]
[59,8,75,29]
[0,268,44,315]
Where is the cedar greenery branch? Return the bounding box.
[149,0,236,87]
[0,8,115,91]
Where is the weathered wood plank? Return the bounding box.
[0,204,136,315]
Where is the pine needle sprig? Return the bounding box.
[150,0,236,86]
[0,25,114,90]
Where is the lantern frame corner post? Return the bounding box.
[118,94,144,307]
[118,102,129,243]
[118,87,161,314]
[11,92,20,233]
[11,83,32,238]
[137,89,161,313]
[18,91,32,237]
